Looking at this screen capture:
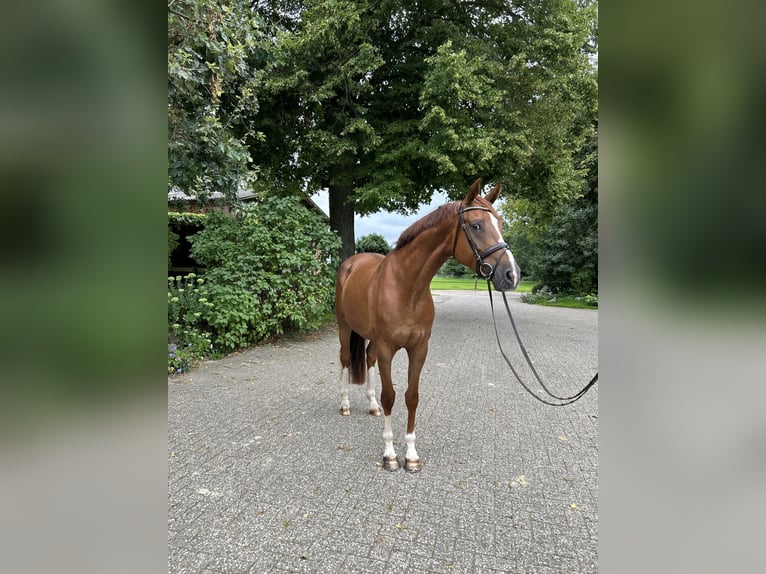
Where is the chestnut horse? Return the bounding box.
[335,179,521,471]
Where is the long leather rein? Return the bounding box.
[453,204,598,406]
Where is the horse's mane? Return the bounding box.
[394,201,461,251]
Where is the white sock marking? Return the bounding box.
[339,367,350,411]
[383,415,396,459]
[405,432,419,462]
[366,367,379,412]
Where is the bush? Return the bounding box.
[188,197,340,351]
[167,273,214,374]
[438,258,472,277]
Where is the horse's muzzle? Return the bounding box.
[492,258,521,292]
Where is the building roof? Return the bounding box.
[168,187,328,221]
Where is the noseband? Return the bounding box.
[452,206,509,279]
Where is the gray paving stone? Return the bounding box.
[169,290,598,573]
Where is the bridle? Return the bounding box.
[451,205,509,280]
[452,204,598,407]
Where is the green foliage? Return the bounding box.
[525,120,598,295]
[188,196,341,350]
[168,211,207,271]
[168,1,598,280]
[500,89,598,295]
[521,290,598,309]
[168,212,207,226]
[438,258,472,278]
[247,0,598,259]
[168,228,180,269]
[355,233,390,255]
[431,276,535,292]
[526,200,597,294]
[168,0,266,202]
[168,273,215,374]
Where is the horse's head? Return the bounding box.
[452,179,521,291]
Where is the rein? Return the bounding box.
[485,279,598,406]
[453,203,598,406]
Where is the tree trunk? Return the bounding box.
[329,182,355,262]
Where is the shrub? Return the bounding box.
[582,293,598,307]
[188,197,340,351]
[438,258,472,277]
[167,273,215,374]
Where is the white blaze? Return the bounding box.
[488,213,520,286]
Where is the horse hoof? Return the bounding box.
[382,456,400,471]
[404,458,421,472]
[339,406,351,416]
[369,408,381,417]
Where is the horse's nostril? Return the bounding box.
[505,267,521,287]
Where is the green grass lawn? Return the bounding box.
[430,276,534,292]
[430,276,598,309]
[524,294,598,309]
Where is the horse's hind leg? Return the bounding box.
[339,367,351,416]
[366,341,381,416]
[338,326,351,416]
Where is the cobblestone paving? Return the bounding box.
[169,291,598,573]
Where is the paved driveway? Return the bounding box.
[168,290,598,573]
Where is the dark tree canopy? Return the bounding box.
[168,0,598,264]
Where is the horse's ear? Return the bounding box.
[485,183,502,204]
[463,178,482,205]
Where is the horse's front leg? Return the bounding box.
[403,343,428,472]
[376,345,399,470]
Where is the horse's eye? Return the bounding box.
[471,223,481,232]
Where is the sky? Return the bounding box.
[311,189,451,248]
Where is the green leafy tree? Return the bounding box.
[251,0,598,260]
[168,0,266,202]
[525,121,598,294]
[355,233,391,255]
[529,200,597,293]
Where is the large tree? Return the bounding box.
[251,0,598,260]
[168,0,266,202]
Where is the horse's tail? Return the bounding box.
[349,331,367,385]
